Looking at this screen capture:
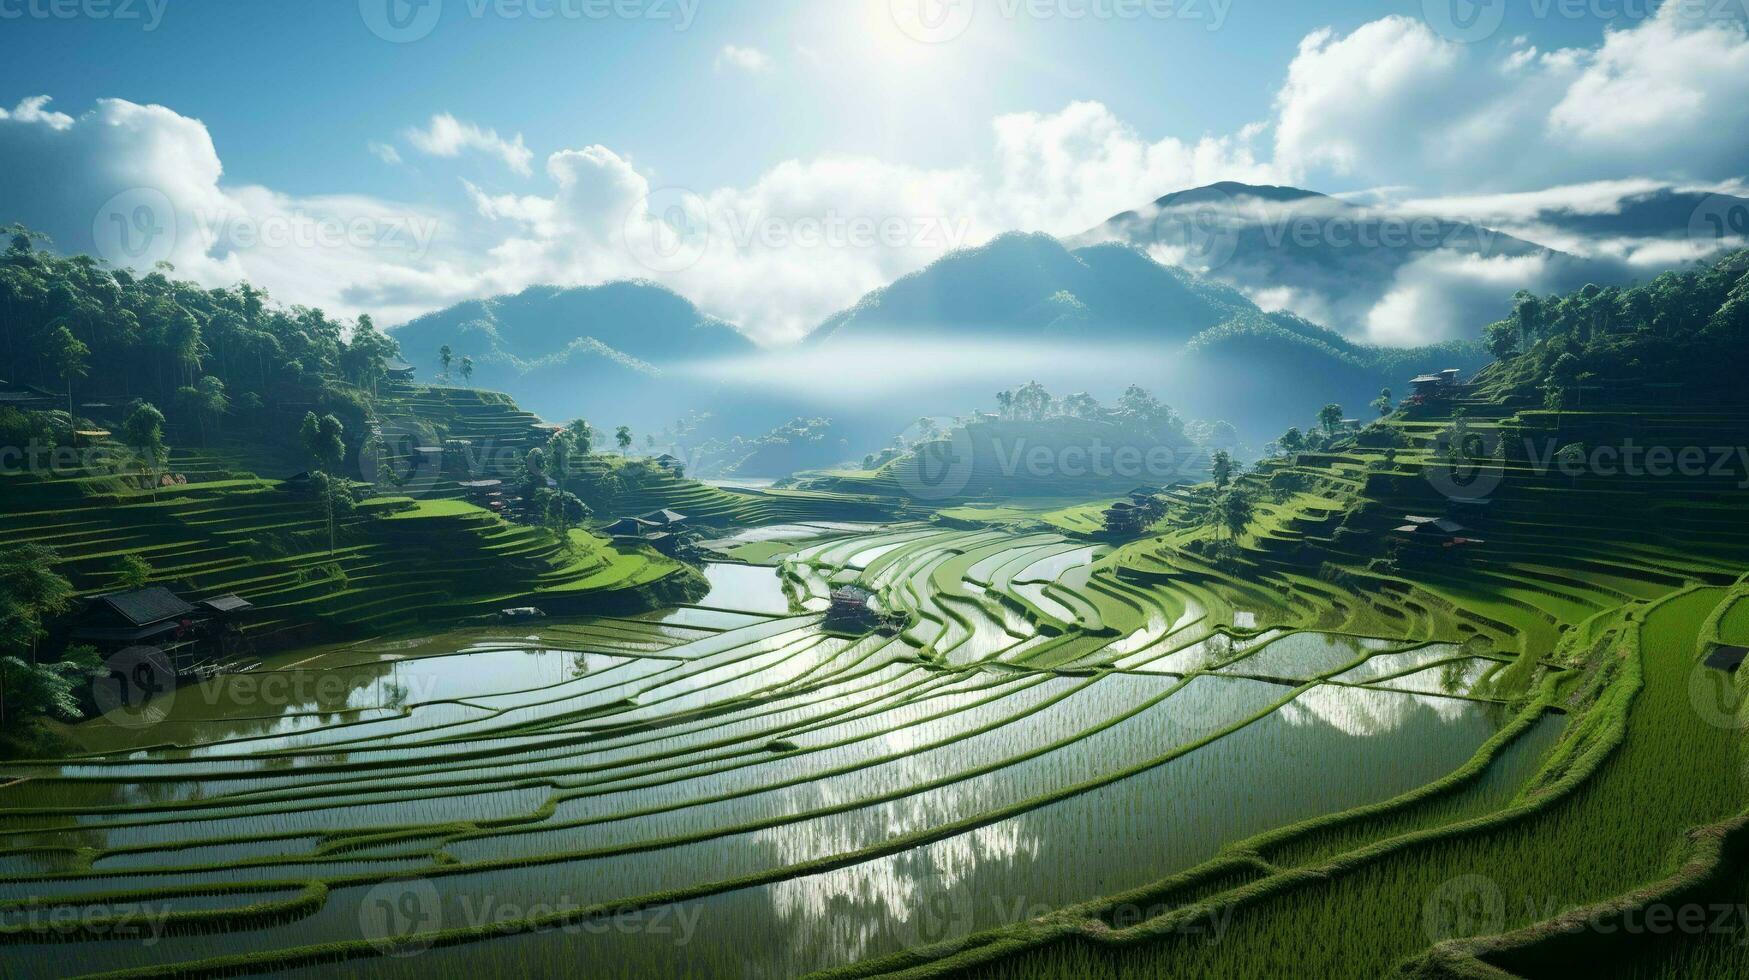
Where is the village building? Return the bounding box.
[1393,515,1484,548]
[829,586,874,617]
[70,587,203,654]
[384,357,417,382]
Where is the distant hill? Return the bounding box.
[388,281,753,429]
[798,230,1482,442]
[810,232,1252,346]
[1073,180,1573,338]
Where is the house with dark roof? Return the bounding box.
[638,509,689,528]
[71,587,203,650]
[1394,516,1484,547]
[829,586,874,617]
[601,517,659,538]
[384,357,416,381]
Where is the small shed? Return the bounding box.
[829,586,874,617]
[384,357,416,381]
[197,594,254,617]
[638,509,689,528]
[601,517,658,538]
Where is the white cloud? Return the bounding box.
[367,141,403,166]
[403,113,533,176]
[1272,9,1749,190]
[715,44,774,74]
[6,7,1748,351]
[0,95,73,130]
[0,97,470,326]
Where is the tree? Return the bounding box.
[120,402,167,490]
[1371,388,1394,418]
[615,425,632,456]
[545,429,576,487]
[566,418,593,453]
[47,324,89,416]
[340,314,397,395]
[439,344,453,382]
[1555,442,1587,490]
[1545,353,1580,433]
[299,412,345,472]
[995,389,1014,420]
[1483,319,1520,360]
[0,544,74,665]
[1213,489,1254,544]
[116,553,153,590]
[532,487,589,542]
[459,356,473,384]
[176,375,228,445]
[1278,427,1304,456]
[1061,392,1100,419]
[1318,404,1345,436]
[1210,450,1234,490]
[309,471,354,556]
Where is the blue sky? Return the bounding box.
[3,0,1658,198]
[1,0,1744,344]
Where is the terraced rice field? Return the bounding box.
[2,519,1742,978]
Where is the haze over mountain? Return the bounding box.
[388,280,753,429]
[384,179,1738,472]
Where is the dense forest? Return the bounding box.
[0,225,400,462]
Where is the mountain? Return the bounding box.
[387,280,754,430]
[810,232,1253,346]
[1481,185,1749,242]
[1074,181,1576,338]
[798,229,1481,442]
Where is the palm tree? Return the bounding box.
[47,324,88,416]
[459,356,473,385]
[439,345,453,382]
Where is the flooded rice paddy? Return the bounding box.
[0,523,1549,977]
